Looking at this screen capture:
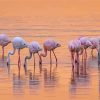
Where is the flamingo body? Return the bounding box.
[40,39,61,64]
[24,41,42,71]
[7,37,28,74]
[0,34,11,59]
[68,39,83,75]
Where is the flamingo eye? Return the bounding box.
[57,43,59,46]
[56,43,61,47]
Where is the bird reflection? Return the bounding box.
[28,67,41,94]
[43,65,58,88]
[13,73,25,95]
[80,59,87,76]
[7,61,22,77]
[71,58,88,84]
[70,58,90,95]
[98,67,100,99]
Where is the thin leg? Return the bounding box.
[18,49,21,74]
[80,54,84,75]
[76,52,79,76]
[91,49,93,57]
[83,59,87,75]
[38,52,42,73]
[38,52,42,65]
[33,53,35,66]
[50,51,52,65]
[52,50,57,65]
[85,49,87,60]
[98,49,100,66]
[71,52,75,73]
[2,46,4,60]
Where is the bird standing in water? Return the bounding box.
[40,39,61,65]
[0,34,11,60]
[89,37,99,57]
[24,41,42,73]
[68,39,83,75]
[7,37,28,74]
[78,37,92,60]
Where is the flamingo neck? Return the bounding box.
[25,51,32,62]
[7,47,16,62]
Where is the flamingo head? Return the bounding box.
[29,41,42,53]
[86,40,92,47]
[55,42,61,48]
[21,40,29,49]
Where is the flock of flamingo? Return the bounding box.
[68,36,100,76]
[0,34,100,75]
[0,34,61,74]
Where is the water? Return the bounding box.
[0,16,100,100]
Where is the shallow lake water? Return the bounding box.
[0,16,100,100]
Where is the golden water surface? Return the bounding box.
[0,0,100,100]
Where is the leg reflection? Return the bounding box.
[13,73,25,95]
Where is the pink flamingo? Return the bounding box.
[24,41,42,73]
[0,34,11,60]
[68,39,83,75]
[7,37,28,74]
[89,37,99,57]
[40,39,61,65]
[78,37,92,59]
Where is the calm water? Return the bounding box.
[0,16,100,100]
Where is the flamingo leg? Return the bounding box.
[76,52,79,76]
[38,52,42,65]
[91,49,93,57]
[83,59,87,75]
[98,49,100,66]
[33,53,35,66]
[2,46,4,60]
[71,52,75,72]
[37,52,42,73]
[18,49,21,74]
[80,52,84,75]
[50,51,52,65]
[52,50,57,64]
[85,49,87,60]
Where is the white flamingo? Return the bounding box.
[0,34,11,60]
[7,37,28,73]
[24,41,42,73]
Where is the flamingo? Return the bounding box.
[7,37,28,74]
[40,39,61,65]
[24,41,42,73]
[89,37,99,57]
[0,34,11,60]
[68,39,83,75]
[78,37,92,59]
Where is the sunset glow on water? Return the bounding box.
[0,0,100,100]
